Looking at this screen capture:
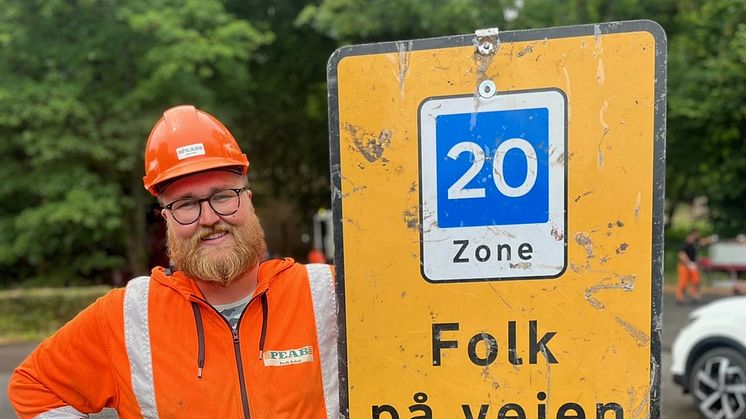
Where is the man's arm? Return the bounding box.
[8,291,122,418]
[699,234,719,246]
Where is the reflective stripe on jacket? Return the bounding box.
[9,259,339,418]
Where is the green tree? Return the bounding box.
[0,0,272,285]
[667,0,746,236]
[301,0,746,234]
[1,0,743,285]
[298,0,683,42]
[224,0,339,224]
[298,0,511,43]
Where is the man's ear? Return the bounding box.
[161,209,169,220]
[247,189,253,200]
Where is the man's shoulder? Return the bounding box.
[261,258,304,278]
[94,276,161,312]
[62,286,128,329]
[94,286,127,306]
[263,259,333,286]
[287,261,334,278]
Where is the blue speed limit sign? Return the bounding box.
[419,89,567,282]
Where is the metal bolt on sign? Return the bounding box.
[477,37,496,55]
[478,80,497,98]
[475,27,499,55]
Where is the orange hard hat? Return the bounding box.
[142,105,249,196]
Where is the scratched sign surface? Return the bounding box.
[328,21,665,419]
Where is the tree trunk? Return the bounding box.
[125,172,149,279]
[665,176,690,231]
[120,40,148,281]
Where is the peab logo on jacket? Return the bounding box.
[263,346,314,367]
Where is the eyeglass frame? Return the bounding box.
[162,187,250,225]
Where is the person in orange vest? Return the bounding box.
[676,229,717,305]
[308,248,327,264]
[8,106,339,418]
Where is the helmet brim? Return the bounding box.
[145,155,248,196]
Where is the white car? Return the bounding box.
[672,296,746,419]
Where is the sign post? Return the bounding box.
[328,20,665,418]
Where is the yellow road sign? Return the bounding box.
[328,20,665,418]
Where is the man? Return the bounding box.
[8,105,339,418]
[676,229,716,305]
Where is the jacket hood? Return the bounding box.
[150,257,297,301]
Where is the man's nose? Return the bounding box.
[198,200,221,226]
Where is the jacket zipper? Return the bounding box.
[231,325,251,419]
[192,292,266,419]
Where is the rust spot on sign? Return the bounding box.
[614,316,650,347]
[584,274,636,310]
[574,191,593,202]
[346,124,392,163]
[516,45,534,57]
[403,208,418,230]
[551,227,564,241]
[510,262,532,269]
[575,233,594,260]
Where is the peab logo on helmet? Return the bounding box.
[176,143,206,160]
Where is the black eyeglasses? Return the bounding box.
[163,187,249,225]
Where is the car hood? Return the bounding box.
[689,296,746,320]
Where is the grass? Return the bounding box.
[0,285,111,344]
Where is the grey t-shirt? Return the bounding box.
[213,293,252,330]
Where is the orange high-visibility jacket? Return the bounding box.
[9,259,339,418]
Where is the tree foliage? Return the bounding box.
[0,0,271,285]
[298,0,511,43]
[302,0,746,233]
[0,0,744,286]
[224,0,339,218]
[667,0,746,235]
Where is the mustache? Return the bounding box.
[166,211,267,287]
[192,223,234,242]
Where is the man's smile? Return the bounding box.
[201,230,230,243]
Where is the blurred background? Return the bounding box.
[0,0,743,290]
[0,0,745,417]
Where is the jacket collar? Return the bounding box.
[149,257,296,300]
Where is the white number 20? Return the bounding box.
[446,138,538,200]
